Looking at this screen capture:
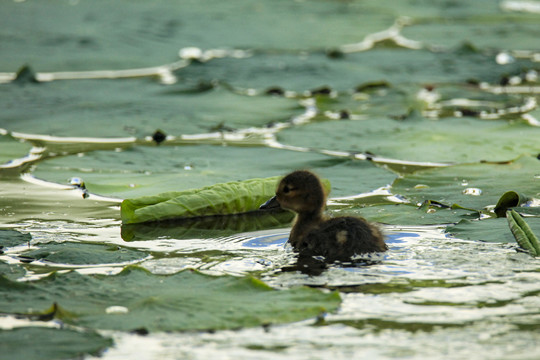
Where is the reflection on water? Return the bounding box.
[77,224,540,360]
[1,207,540,359]
[242,232,288,248]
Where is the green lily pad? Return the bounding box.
[31,145,324,198]
[32,146,394,199]
[0,327,113,360]
[0,230,32,279]
[446,217,540,243]
[0,229,31,248]
[343,203,477,226]
[180,41,536,92]
[21,242,147,265]
[0,262,25,282]
[278,117,540,164]
[392,156,540,210]
[0,0,393,72]
[403,12,540,51]
[0,134,32,169]
[120,173,334,225]
[120,176,282,224]
[0,267,341,332]
[0,82,300,138]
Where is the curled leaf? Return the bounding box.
[495,191,530,217]
[121,176,282,224]
[506,209,540,256]
[120,176,331,224]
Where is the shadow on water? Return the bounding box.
[120,210,294,241]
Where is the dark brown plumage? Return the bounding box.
[262,170,387,263]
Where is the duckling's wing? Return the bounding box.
[305,217,386,262]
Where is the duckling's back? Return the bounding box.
[298,216,387,262]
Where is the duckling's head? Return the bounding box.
[273,170,326,215]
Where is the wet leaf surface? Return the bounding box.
[0,266,341,332]
[0,326,113,360]
[392,156,540,209]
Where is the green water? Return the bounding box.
[1,1,539,359]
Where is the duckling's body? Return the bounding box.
[263,170,387,262]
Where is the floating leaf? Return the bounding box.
[392,156,540,210]
[0,327,112,360]
[507,209,540,256]
[120,176,281,224]
[0,134,33,174]
[353,203,477,226]
[0,267,341,332]
[120,176,330,225]
[278,117,540,164]
[21,242,147,265]
[446,217,540,244]
[0,229,31,248]
[31,145,350,199]
[494,191,531,217]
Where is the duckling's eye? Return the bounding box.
[283,185,290,194]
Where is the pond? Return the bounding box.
[1,1,539,359]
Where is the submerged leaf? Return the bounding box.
[121,210,294,241]
[0,327,112,360]
[506,209,540,256]
[0,267,341,332]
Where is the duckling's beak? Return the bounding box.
[259,195,281,210]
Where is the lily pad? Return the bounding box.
[120,172,336,225]
[121,176,282,224]
[0,0,392,71]
[446,217,540,243]
[0,229,31,248]
[343,203,477,226]
[21,242,147,266]
[0,134,32,168]
[392,155,540,210]
[32,146,393,199]
[179,41,536,92]
[278,117,540,164]
[403,12,540,51]
[31,145,322,198]
[0,82,300,138]
[0,267,341,332]
[0,327,112,360]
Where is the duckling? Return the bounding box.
[261,170,387,262]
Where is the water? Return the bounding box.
[1,1,540,359]
[81,226,539,360]
[2,190,538,359]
